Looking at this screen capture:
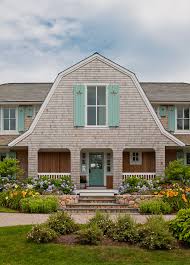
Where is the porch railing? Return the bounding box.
[122,172,156,181]
[37,173,71,179]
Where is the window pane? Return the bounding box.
[4,119,9,130]
[187,153,190,165]
[87,107,96,125]
[177,107,183,118]
[184,119,189,130]
[184,107,189,118]
[97,86,106,105]
[3,109,9,119]
[177,119,183,130]
[10,119,16,130]
[87,86,96,105]
[97,107,106,125]
[10,108,16,118]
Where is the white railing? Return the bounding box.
[122,172,156,181]
[37,173,71,179]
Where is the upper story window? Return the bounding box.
[1,107,17,132]
[176,106,190,131]
[87,86,106,126]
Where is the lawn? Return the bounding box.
[0,206,18,213]
[1,226,190,265]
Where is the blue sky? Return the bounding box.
[0,0,190,83]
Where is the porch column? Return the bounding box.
[112,149,123,189]
[155,147,165,176]
[28,147,38,177]
[70,149,80,189]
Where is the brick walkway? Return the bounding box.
[0,213,176,227]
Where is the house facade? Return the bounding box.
[0,53,189,189]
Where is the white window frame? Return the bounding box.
[130,151,142,165]
[85,84,108,128]
[0,106,18,134]
[175,105,190,133]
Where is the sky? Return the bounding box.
[0,0,190,83]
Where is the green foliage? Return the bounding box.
[0,158,23,178]
[47,211,78,235]
[138,216,176,249]
[20,196,58,213]
[27,224,57,243]
[108,214,139,243]
[139,199,172,214]
[165,159,190,182]
[77,224,103,245]
[88,211,113,235]
[170,209,190,245]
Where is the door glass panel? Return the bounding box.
[97,86,106,105]
[87,107,96,125]
[87,86,96,105]
[97,107,106,125]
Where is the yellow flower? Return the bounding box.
[22,191,27,197]
[182,194,188,203]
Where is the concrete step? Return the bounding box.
[79,197,116,204]
[63,207,138,213]
[75,189,118,197]
[66,203,129,209]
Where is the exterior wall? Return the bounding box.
[16,150,28,177]
[165,149,177,166]
[123,151,155,172]
[15,58,178,188]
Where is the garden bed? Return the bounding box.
[115,194,157,208]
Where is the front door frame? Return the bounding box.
[89,152,104,187]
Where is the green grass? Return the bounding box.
[0,206,18,213]
[1,225,190,265]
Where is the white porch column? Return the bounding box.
[70,148,80,189]
[28,147,38,177]
[112,149,123,189]
[155,147,165,176]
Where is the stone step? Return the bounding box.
[78,199,116,204]
[63,207,138,213]
[66,203,129,209]
[79,197,116,203]
[75,189,118,197]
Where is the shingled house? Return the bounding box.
[0,53,188,189]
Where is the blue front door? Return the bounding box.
[89,153,104,186]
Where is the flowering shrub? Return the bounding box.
[77,224,103,245]
[26,175,75,194]
[88,211,114,235]
[27,224,57,243]
[119,176,161,194]
[158,183,190,211]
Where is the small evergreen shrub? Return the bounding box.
[108,214,139,243]
[47,211,78,235]
[27,224,57,243]
[138,216,176,249]
[77,224,103,245]
[88,211,113,235]
[165,159,190,183]
[139,199,172,214]
[20,196,58,213]
[170,208,190,245]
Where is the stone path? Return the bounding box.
[0,213,176,227]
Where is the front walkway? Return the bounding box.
[0,213,176,227]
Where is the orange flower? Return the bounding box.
[182,194,188,203]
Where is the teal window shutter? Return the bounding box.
[73,84,85,127]
[8,151,16,159]
[18,106,25,132]
[159,106,167,117]
[25,106,33,117]
[168,106,175,132]
[108,84,120,127]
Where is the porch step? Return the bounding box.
[75,189,118,197]
[66,203,128,209]
[63,207,138,213]
[79,197,116,204]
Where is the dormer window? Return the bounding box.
[177,106,190,130]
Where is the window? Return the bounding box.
[186,153,190,165]
[2,108,16,131]
[87,86,106,126]
[106,153,112,173]
[130,152,142,165]
[177,106,190,130]
[81,152,87,174]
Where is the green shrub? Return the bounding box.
[170,208,190,245]
[88,211,113,235]
[27,224,57,243]
[20,196,58,213]
[0,158,23,178]
[77,224,103,245]
[47,211,78,235]
[108,214,139,243]
[165,159,190,182]
[139,199,172,214]
[138,216,176,249]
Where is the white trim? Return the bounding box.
[175,105,190,133]
[8,53,185,147]
[1,106,18,134]
[123,172,156,180]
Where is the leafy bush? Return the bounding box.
[165,159,190,183]
[138,216,176,249]
[27,224,57,243]
[170,208,190,245]
[20,196,58,213]
[77,224,103,245]
[108,214,139,243]
[47,211,78,235]
[88,211,113,235]
[0,158,23,178]
[139,199,172,214]
[119,176,160,194]
[26,175,75,194]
